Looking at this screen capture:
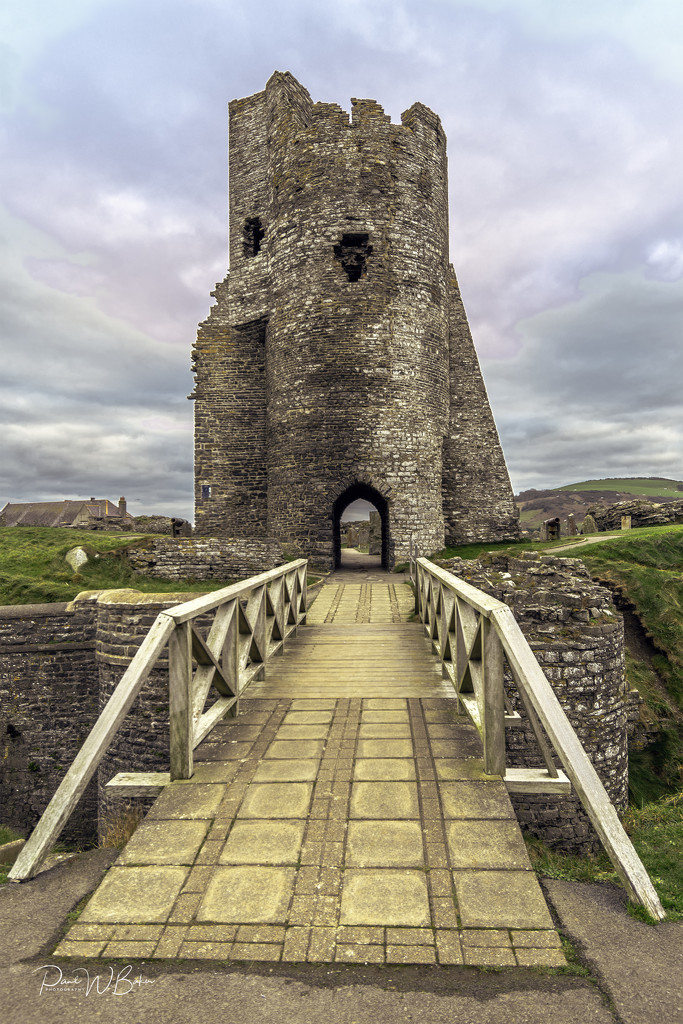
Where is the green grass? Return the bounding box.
[0,825,23,845]
[555,477,683,499]
[525,795,683,921]
[0,527,236,605]
[0,825,24,885]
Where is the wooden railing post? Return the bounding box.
[224,599,240,717]
[168,620,193,780]
[482,618,506,777]
[300,565,308,624]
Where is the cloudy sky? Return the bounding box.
[2,0,682,521]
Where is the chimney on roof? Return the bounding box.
[118,496,127,518]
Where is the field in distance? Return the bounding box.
[555,477,683,499]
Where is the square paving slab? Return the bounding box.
[275,724,330,740]
[282,711,333,725]
[340,869,431,926]
[454,869,554,929]
[356,738,414,758]
[447,819,532,870]
[349,781,420,819]
[346,821,424,867]
[353,758,417,781]
[358,723,412,738]
[220,820,305,864]
[80,866,189,923]
[439,780,515,819]
[146,782,224,820]
[252,759,320,782]
[264,739,325,759]
[237,782,313,818]
[117,819,210,865]
[198,866,296,923]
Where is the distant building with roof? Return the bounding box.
[0,496,134,530]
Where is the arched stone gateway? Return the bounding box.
[332,483,390,570]
[191,72,519,569]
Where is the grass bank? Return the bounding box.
[0,527,235,605]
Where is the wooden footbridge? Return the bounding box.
[9,557,664,966]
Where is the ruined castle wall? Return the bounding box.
[192,283,269,539]
[0,602,99,843]
[442,273,519,544]
[261,76,451,566]
[193,71,518,567]
[437,552,630,854]
[127,535,283,580]
[192,89,275,539]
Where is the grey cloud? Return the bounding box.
[2,0,683,515]
[485,269,683,489]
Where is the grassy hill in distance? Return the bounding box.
[516,477,683,532]
[556,478,683,499]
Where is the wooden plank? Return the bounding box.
[105,772,171,796]
[490,603,665,920]
[194,696,238,746]
[459,694,482,734]
[169,621,193,781]
[9,611,175,881]
[504,768,571,794]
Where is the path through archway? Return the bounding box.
[332,483,390,570]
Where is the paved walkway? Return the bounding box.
[53,581,563,967]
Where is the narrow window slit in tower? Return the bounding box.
[243,217,264,257]
[334,233,372,281]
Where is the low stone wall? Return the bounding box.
[0,601,99,843]
[127,536,284,581]
[437,551,632,854]
[96,590,204,841]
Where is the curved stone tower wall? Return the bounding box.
[192,72,518,567]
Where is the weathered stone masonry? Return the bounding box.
[192,72,519,569]
[437,552,634,854]
[127,536,283,581]
[0,602,98,843]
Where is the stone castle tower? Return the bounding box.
[191,72,519,568]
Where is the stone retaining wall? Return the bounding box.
[0,601,99,843]
[437,551,632,854]
[127,536,284,581]
[95,590,200,841]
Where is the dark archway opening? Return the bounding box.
[332,483,390,570]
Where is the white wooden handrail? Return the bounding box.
[9,559,308,882]
[410,553,665,921]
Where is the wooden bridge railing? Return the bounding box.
[9,559,308,882]
[409,545,665,921]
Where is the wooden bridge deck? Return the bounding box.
[248,582,454,699]
[53,579,564,967]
